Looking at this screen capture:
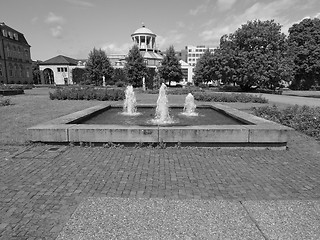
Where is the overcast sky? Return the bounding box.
[1,0,319,61]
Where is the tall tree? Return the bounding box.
[85,48,113,86]
[124,45,147,87]
[215,20,293,91]
[193,49,216,86]
[288,18,320,90]
[158,45,182,86]
[72,68,86,84]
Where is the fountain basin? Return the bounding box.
[28,103,292,149]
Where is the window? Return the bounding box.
[8,31,13,38]
[2,29,7,37]
[13,33,18,40]
[64,67,67,72]
[26,68,30,78]
[57,67,61,72]
[0,64,2,77]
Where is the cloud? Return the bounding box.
[64,0,94,7]
[157,30,185,49]
[101,42,132,54]
[189,0,209,16]
[217,0,237,11]
[199,0,302,43]
[45,12,65,25]
[50,26,63,38]
[31,17,39,24]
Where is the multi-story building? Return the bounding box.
[0,22,32,84]
[184,45,216,66]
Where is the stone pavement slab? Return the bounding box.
[57,197,264,240]
[242,200,320,240]
[0,131,319,239]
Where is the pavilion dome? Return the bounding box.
[132,24,156,36]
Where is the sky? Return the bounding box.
[1,0,320,61]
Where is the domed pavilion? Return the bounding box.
[131,23,163,68]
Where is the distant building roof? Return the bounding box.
[141,51,163,60]
[0,22,30,46]
[132,24,156,36]
[39,55,79,65]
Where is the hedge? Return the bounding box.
[49,87,125,101]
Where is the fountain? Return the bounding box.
[29,81,292,149]
[151,83,175,125]
[122,85,140,115]
[181,93,198,116]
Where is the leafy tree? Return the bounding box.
[193,49,216,86]
[85,48,113,86]
[158,45,183,86]
[112,68,127,84]
[72,68,85,84]
[287,18,320,90]
[215,20,293,91]
[124,45,147,87]
[31,60,42,84]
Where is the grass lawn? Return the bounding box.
[0,88,287,145]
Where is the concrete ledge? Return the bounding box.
[68,125,159,143]
[28,103,293,148]
[28,124,73,142]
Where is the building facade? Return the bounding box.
[184,45,216,66]
[38,55,86,85]
[0,22,32,84]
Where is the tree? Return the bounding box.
[214,20,293,91]
[193,49,216,86]
[32,61,41,84]
[112,68,127,85]
[72,68,86,84]
[287,18,320,90]
[85,48,113,86]
[124,45,147,87]
[158,45,182,86]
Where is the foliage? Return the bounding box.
[252,105,320,140]
[85,48,114,86]
[145,86,204,95]
[193,92,268,103]
[193,49,216,86]
[0,96,11,106]
[32,61,41,84]
[287,18,320,90]
[49,86,125,101]
[124,45,147,87]
[158,45,183,86]
[112,68,127,85]
[214,19,293,91]
[72,68,86,84]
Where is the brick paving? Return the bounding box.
[0,131,320,239]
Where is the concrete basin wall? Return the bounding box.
[28,103,292,148]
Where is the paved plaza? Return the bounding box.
[1,129,320,239]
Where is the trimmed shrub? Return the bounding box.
[146,86,205,95]
[193,92,268,103]
[49,86,125,101]
[252,105,320,140]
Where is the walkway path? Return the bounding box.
[1,131,320,239]
[250,93,320,107]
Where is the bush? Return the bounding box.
[49,86,125,101]
[145,86,205,95]
[0,96,11,106]
[252,105,320,140]
[193,92,268,103]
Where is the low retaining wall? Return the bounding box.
[28,103,292,149]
